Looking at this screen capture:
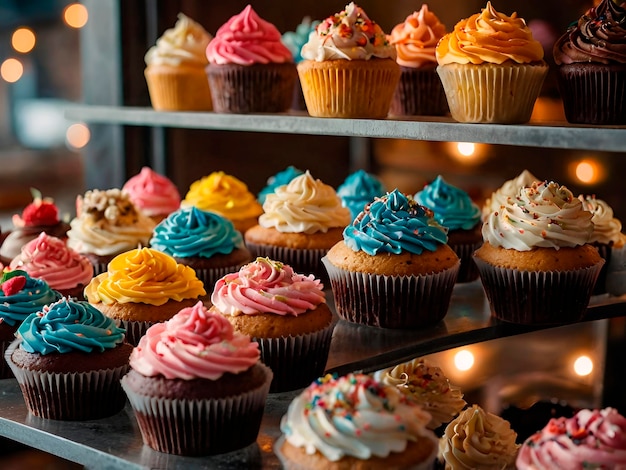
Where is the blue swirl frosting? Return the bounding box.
[343,189,448,256]
[17,298,126,355]
[258,166,304,204]
[150,207,244,258]
[337,170,386,220]
[282,17,320,63]
[414,176,481,231]
[0,272,62,327]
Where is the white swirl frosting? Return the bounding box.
[578,195,623,245]
[482,170,539,221]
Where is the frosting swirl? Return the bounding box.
[150,207,244,259]
[129,301,260,380]
[516,408,626,469]
[343,189,448,256]
[282,17,320,64]
[301,2,396,61]
[84,248,206,306]
[415,175,481,231]
[210,257,325,317]
[388,5,447,68]
[482,170,540,221]
[259,171,351,234]
[0,271,61,327]
[337,170,386,221]
[482,181,594,251]
[206,5,293,65]
[436,2,544,65]
[122,167,181,218]
[257,166,304,204]
[17,298,126,355]
[579,194,624,245]
[439,405,519,470]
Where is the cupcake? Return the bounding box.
[244,171,351,281]
[144,13,213,111]
[481,169,540,221]
[277,373,439,469]
[66,188,156,275]
[388,4,449,116]
[297,2,400,118]
[322,189,460,329]
[438,405,520,469]
[122,166,181,224]
[182,171,263,234]
[5,297,132,420]
[415,175,482,283]
[516,407,626,469]
[0,270,62,379]
[282,17,320,111]
[373,358,467,431]
[475,180,604,324]
[206,5,297,114]
[149,207,253,290]
[121,301,272,456]
[209,257,334,393]
[553,0,626,125]
[9,232,93,300]
[436,2,548,123]
[257,165,304,205]
[336,169,386,221]
[84,247,206,346]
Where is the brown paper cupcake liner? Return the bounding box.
[450,240,483,283]
[389,66,449,117]
[119,319,155,347]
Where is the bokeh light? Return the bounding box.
[573,355,593,376]
[11,27,36,53]
[63,3,88,29]
[454,349,475,371]
[1,58,24,83]
[66,123,90,149]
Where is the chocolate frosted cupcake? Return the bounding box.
[337,169,386,221]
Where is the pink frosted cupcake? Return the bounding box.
[122,166,181,224]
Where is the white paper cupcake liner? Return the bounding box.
[244,242,330,283]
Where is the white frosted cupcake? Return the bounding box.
[481,170,539,221]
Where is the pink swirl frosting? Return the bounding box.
[122,167,181,218]
[9,232,93,290]
[206,5,293,65]
[129,301,260,380]
[210,257,325,316]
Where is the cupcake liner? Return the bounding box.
[450,240,483,283]
[5,340,129,420]
[0,339,14,379]
[144,65,213,111]
[389,65,449,117]
[120,319,155,347]
[436,62,548,123]
[606,243,626,297]
[121,363,272,456]
[592,243,611,295]
[473,256,605,325]
[322,257,460,329]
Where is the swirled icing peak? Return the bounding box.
[206,5,293,65]
[17,298,126,355]
[280,373,436,462]
[282,17,320,64]
[12,188,60,228]
[150,207,244,259]
[129,301,260,380]
[482,170,540,221]
[553,0,626,65]
[122,167,181,218]
[259,171,351,234]
[436,2,545,65]
[343,189,448,256]
[210,257,325,317]
[482,180,594,251]
[388,4,447,68]
[516,408,626,470]
[439,405,520,470]
[415,175,481,231]
[337,170,386,221]
[84,248,206,306]
[257,166,304,204]
[579,194,624,245]
[145,13,212,68]
[0,270,61,327]
[301,2,396,61]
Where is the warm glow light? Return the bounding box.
[454,350,474,371]
[457,142,476,157]
[66,123,90,149]
[63,3,88,28]
[11,28,36,53]
[1,58,24,83]
[575,160,599,184]
[574,355,593,376]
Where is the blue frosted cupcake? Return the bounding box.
[337,170,386,220]
[257,166,304,204]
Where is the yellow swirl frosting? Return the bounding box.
[84,248,206,306]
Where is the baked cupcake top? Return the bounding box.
[337,169,386,221]
[343,189,448,256]
[182,171,263,223]
[516,407,626,469]
[300,2,396,61]
[373,358,467,430]
[210,257,325,317]
[439,404,519,470]
[257,166,304,204]
[482,180,594,251]
[129,301,260,380]
[206,5,293,65]
[150,207,244,259]
[388,4,447,68]
[553,0,626,65]
[122,167,181,219]
[578,194,625,246]
[415,175,481,231]
[436,1,544,66]
[0,270,61,327]
[280,373,435,462]
[281,17,320,64]
[67,189,156,257]
[259,171,351,234]
[144,13,212,68]
[16,298,126,355]
[482,170,540,221]
[84,247,206,306]
[9,232,93,291]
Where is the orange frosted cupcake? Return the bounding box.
[122,166,181,224]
